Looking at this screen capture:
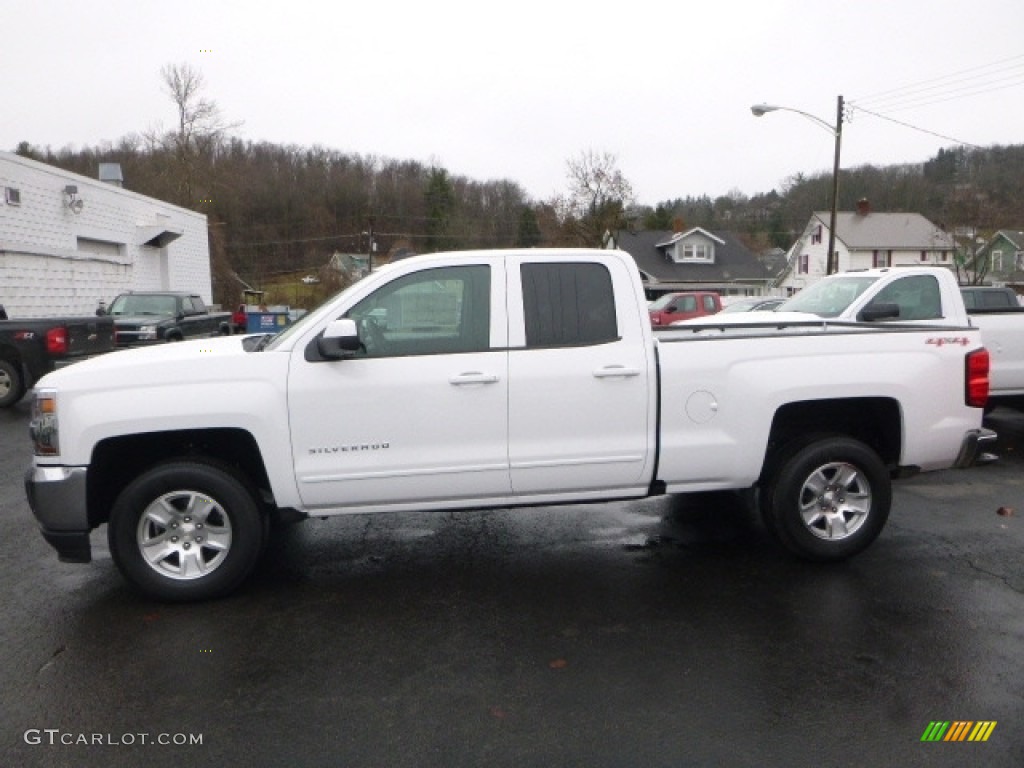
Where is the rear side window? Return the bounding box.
[981,290,1014,308]
[521,262,618,348]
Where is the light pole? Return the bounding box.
[751,95,844,275]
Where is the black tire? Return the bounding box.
[762,437,891,561]
[108,460,266,601]
[0,358,25,408]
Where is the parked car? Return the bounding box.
[107,292,233,346]
[718,297,786,314]
[648,291,722,325]
[0,311,114,407]
[960,285,1022,309]
[726,267,1024,410]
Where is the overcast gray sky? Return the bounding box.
[4,0,1023,206]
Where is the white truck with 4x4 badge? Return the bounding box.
[25,249,994,601]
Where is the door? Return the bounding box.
[506,257,653,496]
[288,260,511,509]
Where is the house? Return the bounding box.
[328,251,372,281]
[758,247,790,281]
[778,199,955,294]
[970,230,1024,287]
[0,151,211,317]
[607,226,772,299]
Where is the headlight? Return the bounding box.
[139,325,158,340]
[29,389,59,456]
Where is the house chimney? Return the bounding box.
[856,198,871,216]
[98,163,123,187]
[672,217,685,233]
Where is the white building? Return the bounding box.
[778,199,955,294]
[0,151,211,317]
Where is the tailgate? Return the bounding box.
[60,316,116,360]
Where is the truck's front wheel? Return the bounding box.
[0,358,25,408]
[763,437,891,561]
[108,460,265,601]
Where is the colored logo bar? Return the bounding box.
[921,721,997,742]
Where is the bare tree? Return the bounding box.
[148,63,240,206]
[556,150,634,247]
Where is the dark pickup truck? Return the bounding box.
[107,292,233,347]
[0,305,114,407]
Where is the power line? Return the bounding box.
[850,106,982,149]
[854,72,1024,113]
[844,54,1024,152]
[852,53,1024,108]
[227,233,361,248]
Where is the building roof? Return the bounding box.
[0,151,206,221]
[990,230,1024,250]
[613,229,770,285]
[815,210,954,250]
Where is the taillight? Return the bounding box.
[46,327,69,355]
[966,348,990,408]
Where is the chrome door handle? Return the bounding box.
[593,365,641,378]
[449,372,500,385]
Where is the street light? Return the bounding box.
[751,95,844,275]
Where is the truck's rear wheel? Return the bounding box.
[108,460,265,601]
[0,358,25,408]
[762,437,890,561]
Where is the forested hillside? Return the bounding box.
[643,144,1024,252]
[13,128,1023,308]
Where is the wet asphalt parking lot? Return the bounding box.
[1,399,1022,767]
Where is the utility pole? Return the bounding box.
[751,94,845,274]
[825,95,844,275]
[367,216,376,273]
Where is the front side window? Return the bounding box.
[345,265,490,357]
[870,275,942,320]
[521,262,618,348]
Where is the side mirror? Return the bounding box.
[317,318,361,360]
[858,302,901,322]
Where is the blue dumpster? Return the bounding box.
[246,311,290,333]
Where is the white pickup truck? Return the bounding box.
[723,267,1024,408]
[25,249,994,601]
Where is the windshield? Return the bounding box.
[263,276,372,352]
[648,293,679,311]
[109,294,178,316]
[777,276,879,318]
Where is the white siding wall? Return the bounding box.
[0,152,210,318]
[779,219,834,293]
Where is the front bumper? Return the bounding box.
[24,465,92,563]
[953,427,998,468]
